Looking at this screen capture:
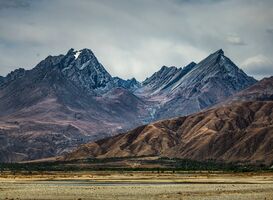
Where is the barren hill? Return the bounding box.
[65,100,273,165]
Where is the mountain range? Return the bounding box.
[137,49,256,119]
[0,48,260,162]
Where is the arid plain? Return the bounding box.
[1,172,273,200]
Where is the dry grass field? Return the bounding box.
[1,171,273,200]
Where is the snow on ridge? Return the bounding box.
[74,51,81,59]
[80,60,91,70]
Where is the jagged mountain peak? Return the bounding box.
[112,77,141,91]
[67,48,95,60]
[143,65,180,86]
[60,48,112,92]
[139,62,196,96]
[180,49,255,84]
[61,48,143,93]
[213,48,224,55]
[63,48,103,70]
[159,65,177,71]
[200,49,224,62]
[0,68,26,87]
[187,61,197,66]
[6,68,26,78]
[194,49,225,69]
[130,77,138,82]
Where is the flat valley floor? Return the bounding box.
[1,172,273,200]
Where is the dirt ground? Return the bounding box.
[1,171,273,200]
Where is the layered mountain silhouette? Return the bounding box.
[0,48,257,162]
[65,77,273,165]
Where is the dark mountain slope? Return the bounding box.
[228,76,273,102]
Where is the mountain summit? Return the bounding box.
[140,62,197,96]
[61,48,113,93]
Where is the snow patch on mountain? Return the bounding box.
[74,51,81,59]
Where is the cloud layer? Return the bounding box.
[0,0,272,80]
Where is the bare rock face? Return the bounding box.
[60,48,113,93]
[112,77,141,92]
[65,100,273,165]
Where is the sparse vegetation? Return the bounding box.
[0,157,272,173]
[1,171,273,200]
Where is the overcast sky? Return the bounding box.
[0,0,272,80]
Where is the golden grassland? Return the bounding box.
[1,171,273,200]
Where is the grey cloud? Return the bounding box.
[226,35,246,46]
[0,0,30,9]
[0,0,272,80]
[173,0,228,5]
[241,55,273,79]
[267,28,273,34]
